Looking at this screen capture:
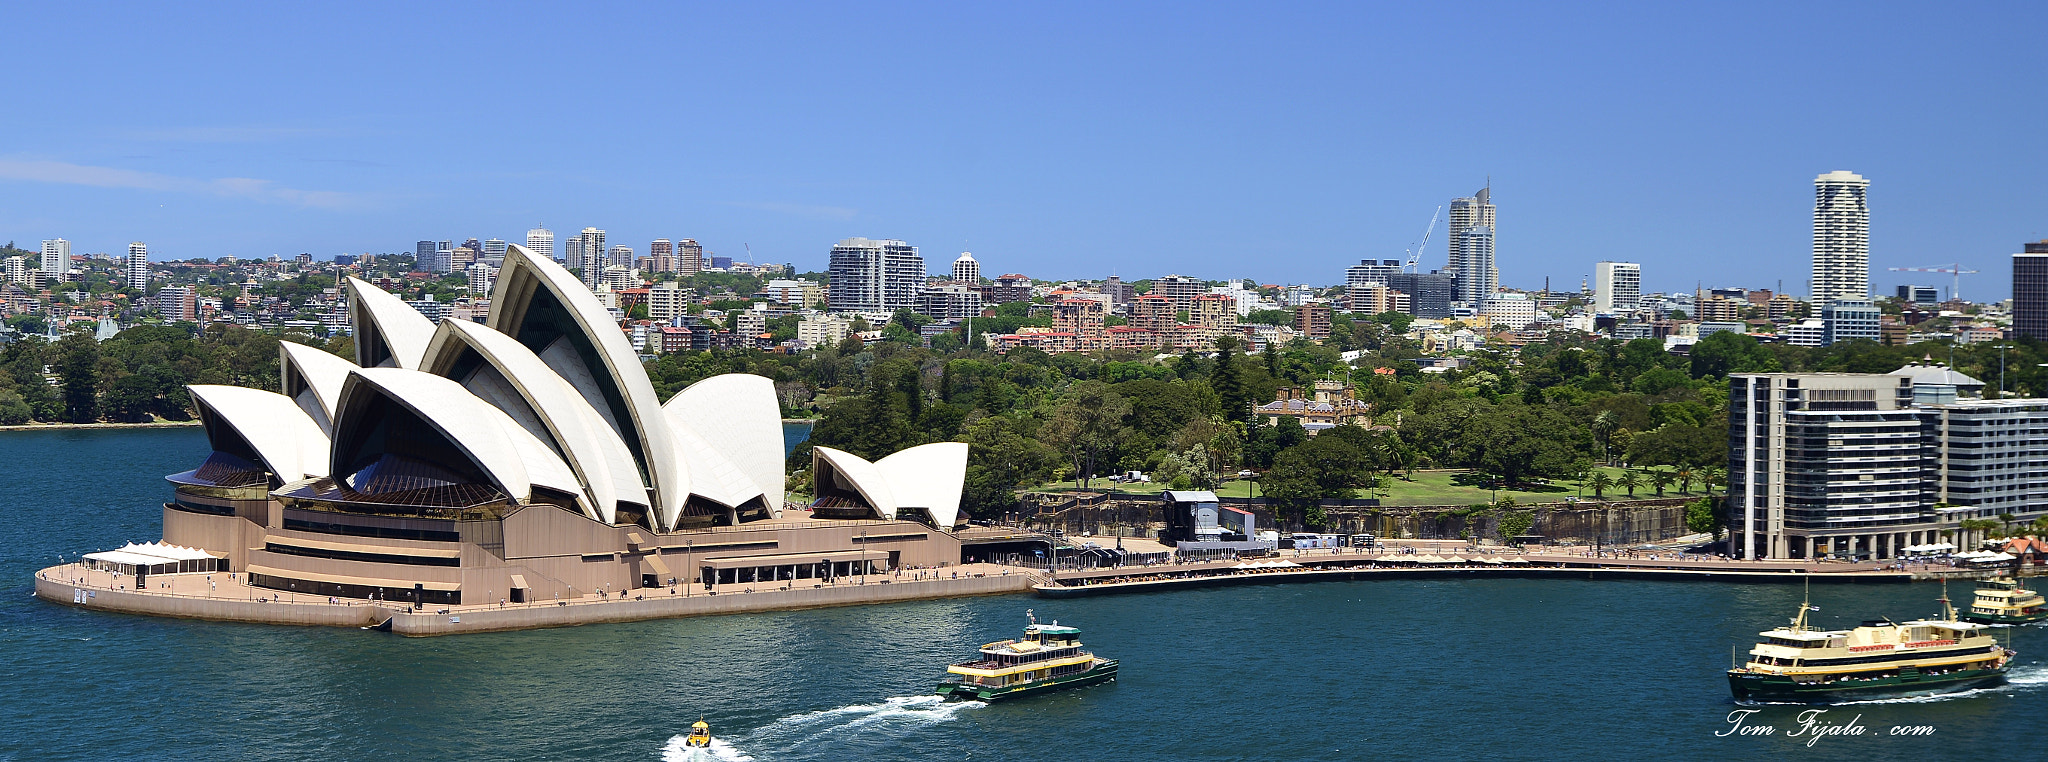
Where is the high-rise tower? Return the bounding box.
[1593,261,1641,314]
[1453,225,1496,304]
[1811,170,1870,303]
[952,252,980,283]
[525,225,555,263]
[826,238,925,313]
[126,242,149,290]
[41,238,71,279]
[1446,186,1496,293]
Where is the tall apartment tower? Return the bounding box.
[649,239,674,273]
[6,256,27,285]
[41,238,71,279]
[2014,240,2048,339]
[1446,186,1495,283]
[525,226,556,263]
[574,228,606,285]
[826,238,924,313]
[1453,225,1496,305]
[1592,261,1641,314]
[676,239,704,276]
[126,242,150,290]
[951,252,980,283]
[1811,170,1870,303]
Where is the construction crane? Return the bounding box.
[1403,205,1442,273]
[1885,263,1979,302]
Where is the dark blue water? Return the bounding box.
[2,427,2041,761]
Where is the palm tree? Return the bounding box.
[1703,466,1726,496]
[1591,410,1617,465]
[1587,470,1614,499]
[1618,470,1642,498]
[1674,467,1696,494]
[1649,469,1675,496]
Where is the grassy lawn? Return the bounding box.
[1031,467,1710,507]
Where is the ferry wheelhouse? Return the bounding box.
[1727,589,2014,702]
[935,612,1118,702]
[1960,577,2047,625]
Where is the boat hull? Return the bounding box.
[936,660,1118,702]
[1728,666,2007,703]
[1960,610,2047,625]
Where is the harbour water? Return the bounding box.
[2,428,2042,760]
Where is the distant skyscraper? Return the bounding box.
[1446,187,1495,285]
[1592,261,1641,314]
[952,252,980,283]
[574,228,606,284]
[467,261,497,296]
[126,242,149,290]
[1345,259,1404,287]
[2014,240,2048,340]
[676,239,704,276]
[1386,271,1456,318]
[1453,225,1496,305]
[41,239,71,279]
[608,245,634,274]
[525,226,555,262]
[5,256,27,286]
[649,239,674,273]
[482,238,508,264]
[826,238,924,313]
[415,240,436,270]
[1811,170,1870,303]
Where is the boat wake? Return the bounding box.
[658,696,984,760]
[1738,665,2048,707]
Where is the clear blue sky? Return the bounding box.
[4,2,2044,299]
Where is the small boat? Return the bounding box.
[936,610,1118,702]
[1727,582,2015,703]
[1959,576,2048,625]
[683,720,711,749]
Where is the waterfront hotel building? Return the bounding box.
[162,245,971,605]
[1727,367,2048,561]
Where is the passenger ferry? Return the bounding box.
[935,611,1118,702]
[1728,585,2014,703]
[1960,576,2047,625]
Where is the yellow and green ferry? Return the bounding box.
[1960,576,2047,625]
[1728,587,2014,703]
[935,612,1118,702]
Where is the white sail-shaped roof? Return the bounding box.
[665,373,785,517]
[331,368,583,510]
[488,244,684,527]
[188,385,331,482]
[668,424,766,512]
[345,277,434,370]
[877,442,969,529]
[420,319,649,523]
[812,446,899,519]
[278,340,357,433]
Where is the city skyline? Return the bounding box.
[3,4,2045,297]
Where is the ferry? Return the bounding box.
[1959,576,2048,625]
[1728,585,2014,703]
[935,611,1118,702]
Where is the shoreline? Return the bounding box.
[0,420,201,432]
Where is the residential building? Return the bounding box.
[1051,298,1106,351]
[977,273,1033,305]
[42,238,71,279]
[414,240,437,271]
[1784,319,1826,347]
[765,279,825,308]
[525,226,555,263]
[1695,295,1744,322]
[1593,261,1641,314]
[1480,295,1536,330]
[1453,225,1496,305]
[2013,240,2048,340]
[798,313,854,347]
[1446,187,1495,292]
[1191,293,1237,331]
[826,238,924,314]
[572,228,606,281]
[126,242,149,290]
[1130,294,1176,334]
[1254,380,1372,432]
[466,262,496,295]
[1344,284,1409,315]
[735,308,768,339]
[1209,280,1262,317]
[649,239,673,274]
[4,256,25,286]
[1345,259,1404,287]
[407,293,450,323]
[676,239,704,276]
[1152,274,1206,312]
[157,286,196,321]
[1811,170,1870,303]
[1821,298,1882,345]
[918,283,983,321]
[1296,302,1332,340]
[645,282,687,322]
[1101,276,1135,307]
[482,238,508,265]
[951,252,980,283]
[1384,271,1456,318]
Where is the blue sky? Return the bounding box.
[4,2,2044,298]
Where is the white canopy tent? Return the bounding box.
[83,542,225,575]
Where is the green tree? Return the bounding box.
[1689,330,1779,379]
[54,331,100,423]
[1458,405,1583,486]
[1042,381,1131,490]
[1685,497,1719,537]
[957,415,1053,519]
[1211,338,1252,425]
[1587,470,1613,499]
[1649,469,1675,496]
[1618,469,1642,497]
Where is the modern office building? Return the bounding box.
[826,238,924,314]
[1592,261,1641,314]
[1453,225,1496,305]
[2013,240,2048,340]
[42,238,71,279]
[1811,170,1870,303]
[1385,271,1457,318]
[1821,298,1883,345]
[126,242,150,290]
[1727,368,2043,561]
[1895,284,1939,306]
[1345,259,1403,287]
[951,252,980,283]
[525,226,555,263]
[482,238,508,265]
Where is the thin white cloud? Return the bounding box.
[724,201,858,222]
[0,157,359,209]
[122,126,344,142]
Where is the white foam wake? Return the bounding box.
[658,696,984,760]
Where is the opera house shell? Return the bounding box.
[163,245,971,605]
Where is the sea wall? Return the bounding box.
[1024,491,1697,544]
[34,576,384,628]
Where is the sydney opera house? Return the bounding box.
[162,245,971,606]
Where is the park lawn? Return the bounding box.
[1031,478,1264,498]
[1031,468,1705,506]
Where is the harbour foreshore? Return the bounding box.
[33,561,1039,636]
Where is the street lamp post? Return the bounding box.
[685,540,693,597]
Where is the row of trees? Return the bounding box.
[0,323,348,425]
